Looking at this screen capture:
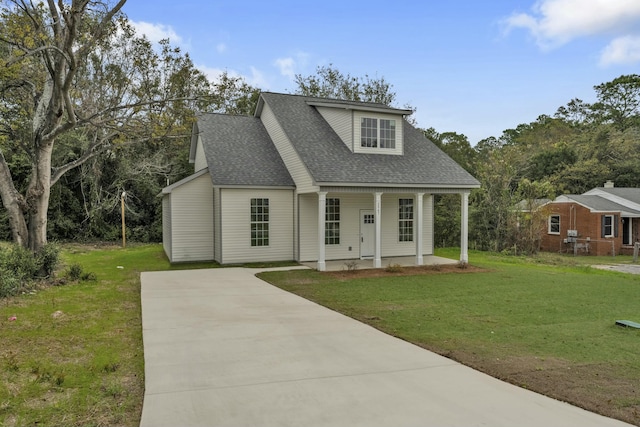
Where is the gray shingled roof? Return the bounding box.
[196,113,294,186]
[565,195,640,215]
[597,187,640,205]
[259,92,480,187]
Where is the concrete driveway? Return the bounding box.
[139,267,632,427]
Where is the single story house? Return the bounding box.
[161,92,480,270]
[540,181,640,256]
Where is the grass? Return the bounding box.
[1,243,639,425]
[0,243,224,427]
[258,248,640,425]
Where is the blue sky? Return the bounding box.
[122,0,640,144]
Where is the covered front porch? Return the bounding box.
[302,255,458,272]
[299,189,471,271]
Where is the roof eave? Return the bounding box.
[316,181,480,189]
[306,101,413,116]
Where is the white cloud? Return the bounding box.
[274,57,296,80]
[504,0,640,49]
[274,52,310,81]
[130,21,183,45]
[600,35,640,65]
[216,43,227,54]
[197,65,270,89]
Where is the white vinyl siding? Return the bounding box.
[316,106,353,150]
[353,111,403,155]
[298,193,433,261]
[167,173,214,262]
[219,188,294,264]
[162,196,172,259]
[260,102,317,193]
[213,187,222,262]
[193,135,208,171]
[424,194,434,255]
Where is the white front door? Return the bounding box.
[360,210,375,258]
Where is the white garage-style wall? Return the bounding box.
[162,171,214,263]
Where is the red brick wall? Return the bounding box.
[539,202,624,256]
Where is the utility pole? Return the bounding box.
[121,191,127,248]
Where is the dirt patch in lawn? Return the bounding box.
[427,350,640,426]
[325,263,487,280]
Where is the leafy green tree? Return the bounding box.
[470,146,520,252]
[554,98,594,127]
[294,64,399,106]
[526,143,577,182]
[0,1,216,250]
[592,74,640,131]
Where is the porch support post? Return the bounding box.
[415,193,424,265]
[460,191,469,264]
[317,192,327,271]
[374,192,382,268]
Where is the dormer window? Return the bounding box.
[360,118,396,149]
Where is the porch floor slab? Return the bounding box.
[301,255,458,272]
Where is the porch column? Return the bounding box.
[460,191,469,264]
[415,193,424,265]
[374,192,382,268]
[317,192,327,271]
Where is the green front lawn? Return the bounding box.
[259,249,640,425]
[0,243,222,427]
[1,244,639,426]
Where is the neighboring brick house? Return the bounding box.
[540,182,640,256]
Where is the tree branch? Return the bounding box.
[50,133,112,186]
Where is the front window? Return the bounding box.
[325,198,340,245]
[360,117,396,149]
[250,198,269,246]
[548,215,560,234]
[603,215,614,237]
[399,198,414,242]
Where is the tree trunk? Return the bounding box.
[0,150,29,247]
[26,142,53,252]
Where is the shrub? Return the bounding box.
[65,263,97,282]
[36,243,60,278]
[385,263,403,273]
[1,244,38,283]
[66,263,84,281]
[0,268,22,298]
[0,243,61,298]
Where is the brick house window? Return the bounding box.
[601,214,618,238]
[548,215,560,234]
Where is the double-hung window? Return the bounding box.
[325,198,340,245]
[398,198,414,242]
[360,118,396,149]
[602,215,614,237]
[379,119,396,148]
[548,215,560,234]
[250,198,269,246]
